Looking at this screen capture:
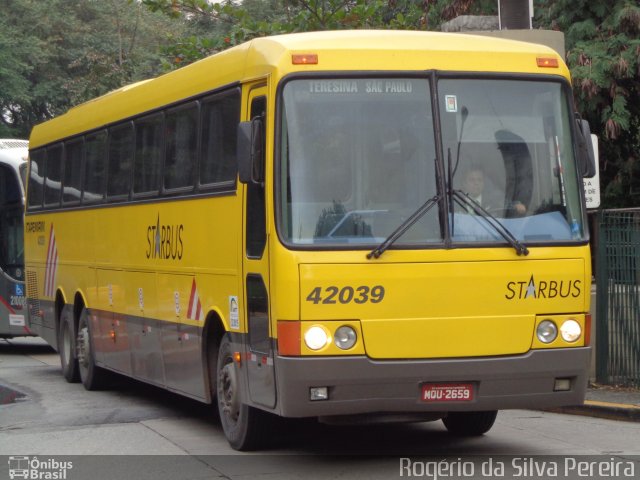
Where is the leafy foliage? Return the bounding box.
[536,0,640,207]
[0,0,186,138]
[3,0,637,207]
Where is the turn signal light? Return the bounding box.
[292,54,318,65]
[584,313,592,346]
[278,321,301,356]
[537,57,559,68]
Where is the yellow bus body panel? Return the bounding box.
[297,249,588,358]
[24,195,242,331]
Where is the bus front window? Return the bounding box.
[279,77,586,250]
[441,79,585,243]
[279,78,441,246]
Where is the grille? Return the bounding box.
[0,139,29,149]
[26,270,41,319]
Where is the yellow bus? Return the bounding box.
[25,30,596,450]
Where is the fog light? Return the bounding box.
[334,326,357,350]
[554,378,571,391]
[304,326,330,350]
[310,387,329,401]
[537,320,558,344]
[560,319,582,343]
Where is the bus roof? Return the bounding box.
[0,140,28,196]
[0,140,28,166]
[29,30,568,149]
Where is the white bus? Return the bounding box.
[0,139,32,338]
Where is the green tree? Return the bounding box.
[141,0,434,62]
[0,0,185,138]
[536,0,640,207]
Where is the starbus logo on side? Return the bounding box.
[146,214,184,260]
[505,275,582,300]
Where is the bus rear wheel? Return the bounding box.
[216,334,270,451]
[58,308,79,383]
[76,307,107,391]
[442,410,498,436]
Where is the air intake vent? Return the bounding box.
[0,139,29,149]
[26,270,41,319]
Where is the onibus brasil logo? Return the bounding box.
[8,456,72,479]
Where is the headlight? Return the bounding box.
[304,326,330,350]
[537,320,558,344]
[560,319,582,343]
[334,326,357,350]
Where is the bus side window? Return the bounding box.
[44,144,63,208]
[83,131,107,204]
[107,123,134,200]
[200,90,240,188]
[63,139,83,205]
[134,113,163,197]
[27,150,45,209]
[165,102,198,191]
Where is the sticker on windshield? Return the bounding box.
[445,95,458,113]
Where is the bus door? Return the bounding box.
[241,85,276,409]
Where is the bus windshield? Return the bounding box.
[279,76,585,248]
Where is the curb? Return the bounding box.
[544,400,640,422]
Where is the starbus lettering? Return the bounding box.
[146,214,184,260]
[505,275,581,300]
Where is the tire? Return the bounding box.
[58,307,79,383]
[76,307,107,391]
[216,334,271,451]
[442,410,498,436]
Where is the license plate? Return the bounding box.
[421,383,474,403]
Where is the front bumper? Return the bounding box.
[274,347,591,417]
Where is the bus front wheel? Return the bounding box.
[216,334,270,451]
[442,410,498,436]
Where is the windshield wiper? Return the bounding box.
[452,191,529,256]
[367,195,440,259]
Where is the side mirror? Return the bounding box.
[576,118,596,178]
[238,117,265,184]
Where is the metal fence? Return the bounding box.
[595,208,640,387]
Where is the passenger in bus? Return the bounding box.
[495,129,533,217]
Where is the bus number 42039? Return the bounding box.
[305,285,385,305]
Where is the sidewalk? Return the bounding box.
[546,384,640,422]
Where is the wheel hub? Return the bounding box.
[219,362,240,422]
[76,326,90,368]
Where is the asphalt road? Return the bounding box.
[1,337,639,480]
